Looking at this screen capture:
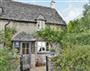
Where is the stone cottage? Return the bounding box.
[0,0,66,71]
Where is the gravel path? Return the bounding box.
[31,66,46,71]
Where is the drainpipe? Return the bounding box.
[46,42,49,71]
[4,20,11,47]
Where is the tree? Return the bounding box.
[37,4,90,71]
[37,27,64,43]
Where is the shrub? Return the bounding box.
[52,45,90,71]
[0,48,19,71]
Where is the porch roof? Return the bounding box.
[12,32,36,42]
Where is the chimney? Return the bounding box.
[50,0,56,9]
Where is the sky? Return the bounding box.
[14,0,89,23]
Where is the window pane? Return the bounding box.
[22,43,29,54]
[31,42,35,54]
[37,20,45,31]
[22,48,25,54]
[26,48,29,54]
[37,42,46,52]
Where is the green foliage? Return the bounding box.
[67,20,78,33]
[0,48,19,71]
[0,30,4,43]
[61,30,90,46]
[37,4,90,71]
[56,4,90,71]
[49,48,56,52]
[5,27,16,48]
[67,4,90,33]
[83,4,90,16]
[0,28,18,71]
[37,27,65,44]
[52,45,90,71]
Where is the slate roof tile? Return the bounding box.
[0,0,66,25]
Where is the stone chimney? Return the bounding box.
[50,0,56,9]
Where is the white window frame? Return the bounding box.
[37,20,45,31]
[36,41,46,52]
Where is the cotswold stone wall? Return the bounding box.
[0,19,62,33]
[0,20,37,34]
[7,21,37,34]
[0,20,9,30]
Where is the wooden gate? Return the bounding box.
[22,54,30,71]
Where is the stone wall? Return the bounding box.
[0,20,9,30]
[0,19,63,71]
[0,19,63,33]
[7,21,37,34]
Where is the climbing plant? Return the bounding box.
[4,27,16,48]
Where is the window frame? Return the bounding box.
[36,41,47,52]
[37,20,45,31]
[36,15,46,31]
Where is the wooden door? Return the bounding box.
[21,42,31,71]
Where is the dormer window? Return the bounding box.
[36,15,46,31]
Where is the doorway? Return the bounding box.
[21,42,47,71]
[21,42,30,71]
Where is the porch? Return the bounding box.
[12,32,53,71]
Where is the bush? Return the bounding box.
[0,48,19,71]
[52,45,90,71]
[5,27,16,48]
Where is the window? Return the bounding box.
[22,42,35,54]
[36,41,46,52]
[22,43,29,54]
[31,42,35,54]
[37,20,45,31]
[36,15,46,31]
[13,41,20,48]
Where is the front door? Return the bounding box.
[21,42,47,71]
[22,42,31,71]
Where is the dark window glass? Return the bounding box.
[22,43,29,54]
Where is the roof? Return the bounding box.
[12,32,36,41]
[0,1,66,25]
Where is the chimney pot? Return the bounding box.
[50,0,56,9]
